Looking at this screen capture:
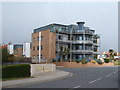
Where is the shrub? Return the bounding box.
[104,58,110,63]
[96,59,103,64]
[2,64,30,79]
[75,59,80,63]
[80,59,88,64]
[91,60,96,64]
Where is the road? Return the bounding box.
[18,66,119,89]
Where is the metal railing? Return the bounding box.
[57,39,93,44]
[70,50,93,53]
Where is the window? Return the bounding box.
[59,35,63,40]
[41,36,43,41]
[79,36,83,40]
[33,55,35,59]
[76,55,79,59]
[76,46,79,50]
[37,55,39,60]
[41,55,42,58]
[41,45,43,50]
[37,37,39,41]
[79,45,83,50]
[33,46,35,51]
[79,55,83,59]
[37,46,39,50]
[33,38,35,42]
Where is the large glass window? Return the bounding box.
[79,45,83,50]
[76,36,83,40]
[59,35,63,40]
[76,46,79,50]
[79,55,83,59]
[79,36,83,40]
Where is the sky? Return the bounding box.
[1,2,118,52]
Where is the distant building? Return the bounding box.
[0,44,8,49]
[31,22,100,63]
[7,45,14,54]
[23,43,31,58]
[13,44,23,57]
[7,43,31,57]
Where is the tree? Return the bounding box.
[59,46,63,62]
[59,46,70,62]
[109,49,117,60]
[2,47,16,63]
[63,47,70,61]
[8,54,16,63]
[2,47,10,63]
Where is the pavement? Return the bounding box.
[14,66,119,88]
[2,70,72,88]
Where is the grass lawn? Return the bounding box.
[114,61,120,65]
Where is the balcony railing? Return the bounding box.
[93,42,100,46]
[73,30,94,35]
[70,50,93,53]
[57,39,93,44]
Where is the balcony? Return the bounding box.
[72,40,93,44]
[57,39,93,44]
[70,50,93,53]
[57,39,72,43]
[93,51,100,54]
[93,43,100,46]
[73,30,94,35]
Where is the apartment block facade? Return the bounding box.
[31,22,100,62]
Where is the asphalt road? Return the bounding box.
[18,66,119,89]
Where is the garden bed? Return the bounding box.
[53,62,115,68]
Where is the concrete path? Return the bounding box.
[2,70,71,88]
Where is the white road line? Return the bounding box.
[89,78,102,84]
[113,71,116,74]
[105,74,112,77]
[73,85,81,88]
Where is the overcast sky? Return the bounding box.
[2,2,118,52]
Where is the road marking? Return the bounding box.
[73,85,81,88]
[113,71,116,74]
[105,74,112,77]
[89,78,102,84]
[68,85,81,90]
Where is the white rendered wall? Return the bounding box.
[7,45,14,54]
[23,43,30,57]
[38,32,41,63]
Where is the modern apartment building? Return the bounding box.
[31,22,100,63]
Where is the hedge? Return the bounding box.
[2,64,31,79]
[104,58,110,63]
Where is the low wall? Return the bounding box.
[30,64,56,77]
[53,62,115,68]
